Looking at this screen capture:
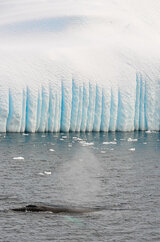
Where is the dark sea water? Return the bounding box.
[0,131,159,242]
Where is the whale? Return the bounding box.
[11,204,100,214]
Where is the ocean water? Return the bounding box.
[0,131,159,241]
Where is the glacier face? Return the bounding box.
[0,0,160,132]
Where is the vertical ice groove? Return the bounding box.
[60,81,64,131]
[139,74,145,130]
[76,81,83,131]
[20,88,26,132]
[134,73,140,130]
[25,86,38,132]
[25,87,29,132]
[116,88,121,131]
[86,82,96,131]
[0,86,9,132]
[116,84,135,131]
[145,74,160,131]
[100,85,111,131]
[80,81,89,131]
[144,78,148,130]
[6,88,11,131]
[36,87,42,131]
[38,85,49,132]
[7,87,23,132]
[54,80,61,132]
[156,80,160,130]
[93,84,102,131]
[70,78,79,131]
[109,86,118,131]
[48,83,55,132]
[60,77,72,132]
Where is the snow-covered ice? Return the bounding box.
[0,0,160,132]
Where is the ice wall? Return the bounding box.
[0,70,160,132]
[0,0,160,132]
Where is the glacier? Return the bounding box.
[0,0,160,132]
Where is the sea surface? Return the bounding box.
[0,131,159,242]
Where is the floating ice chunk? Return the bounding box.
[103,141,117,145]
[62,136,67,139]
[60,138,64,141]
[13,157,24,160]
[143,142,147,144]
[129,148,135,151]
[49,149,55,152]
[101,151,106,153]
[145,131,151,133]
[68,144,72,147]
[22,133,29,136]
[41,135,46,137]
[72,137,77,140]
[79,141,94,146]
[128,138,138,142]
[72,137,82,141]
[44,171,51,175]
[38,172,45,176]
